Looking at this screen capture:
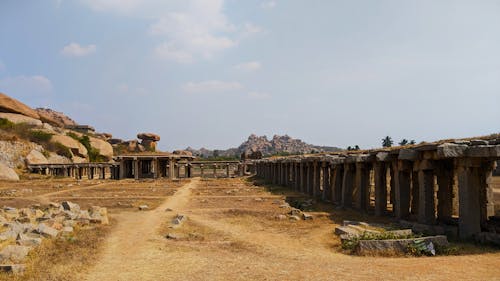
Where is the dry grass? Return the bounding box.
[0,224,112,281]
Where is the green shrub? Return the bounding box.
[29,130,53,143]
[54,142,73,159]
[0,118,14,130]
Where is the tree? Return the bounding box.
[409,140,416,145]
[382,136,393,148]
[399,139,408,146]
[347,145,360,151]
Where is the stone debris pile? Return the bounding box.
[0,201,109,274]
[335,221,449,255]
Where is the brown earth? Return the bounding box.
[0,177,499,280]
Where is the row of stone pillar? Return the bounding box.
[32,165,118,180]
[255,157,496,239]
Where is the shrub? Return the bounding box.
[0,118,14,130]
[29,130,53,143]
[54,142,73,159]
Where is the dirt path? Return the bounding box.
[82,178,198,281]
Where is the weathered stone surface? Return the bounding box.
[467,145,493,157]
[0,112,42,126]
[398,149,417,160]
[137,133,160,141]
[0,93,40,119]
[35,108,77,128]
[89,136,114,160]
[0,162,19,181]
[335,226,359,236]
[25,149,48,165]
[356,235,448,255]
[0,245,31,263]
[16,234,42,246]
[375,152,390,162]
[51,135,88,158]
[173,150,193,156]
[61,201,80,212]
[302,213,313,220]
[34,223,59,238]
[475,232,500,246]
[437,143,468,158]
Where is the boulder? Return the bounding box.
[51,134,88,158]
[0,264,26,274]
[137,133,160,151]
[25,149,48,165]
[0,162,19,181]
[61,201,80,212]
[0,113,42,127]
[356,235,449,255]
[33,223,59,238]
[35,108,77,128]
[89,136,114,160]
[0,93,40,119]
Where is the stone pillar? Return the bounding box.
[411,170,419,216]
[480,160,496,226]
[294,162,300,191]
[417,160,436,225]
[374,162,387,216]
[394,160,412,219]
[341,164,355,208]
[312,161,320,197]
[226,164,230,178]
[436,160,454,222]
[307,162,314,196]
[354,162,370,212]
[213,164,217,178]
[331,165,344,204]
[200,164,204,178]
[456,158,482,239]
[168,159,176,179]
[322,162,331,201]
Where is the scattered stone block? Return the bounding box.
[288,215,301,221]
[138,205,149,211]
[0,264,26,274]
[34,223,59,238]
[275,214,287,220]
[356,235,449,255]
[302,213,313,220]
[16,234,42,246]
[172,214,187,227]
[61,201,80,212]
[288,208,302,216]
[166,233,182,240]
[0,245,31,263]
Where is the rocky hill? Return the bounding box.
[186,134,341,158]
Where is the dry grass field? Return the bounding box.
[0,176,499,281]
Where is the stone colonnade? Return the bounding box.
[254,141,499,239]
[28,163,119,180]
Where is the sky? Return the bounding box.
[0,0,499,151]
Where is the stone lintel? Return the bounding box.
[467,145,494,158]
[414,159,433,171]
[437,143,468,158]
[375,152,392,162]
[398,149,418,161]
[396,160,413,171]
[455,157,483,168]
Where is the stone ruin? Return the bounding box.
[0,201,109,274]
[137,133,160,152]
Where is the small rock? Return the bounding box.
[289,208,302,216]
[0,264,26,274]
[166,233,181,240]
[289,215,301,221]
[33,223,59,238]
[16,234,42,247]
[254,198,263,202]
[165,208,173,212]
[302,213,313,220]
[62,226,74,233]
[275,214,287,220]
[61,201,80,212]
[0,245,31,263]
[138,205,149,211]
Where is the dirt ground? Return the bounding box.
[1,177,499,281]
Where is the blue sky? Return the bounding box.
[0,0,499,151]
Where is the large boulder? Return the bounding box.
[137,133,160,152]
[51,135,88,158]
[89,137,114,160]
[0,162,19,181]
[0,113,42,127]
[34,108,77,128]
[0,93,40,119]
[25,150,48,165]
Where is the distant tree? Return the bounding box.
[382,136,393,148]
[409,140,416,145]
[213,150,220,158]
[354,145,360,150]
[347,145,360,151]
[347,146,352,151]
[399,139,408,146]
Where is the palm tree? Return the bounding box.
[399,139,408,146]
[382,136,393,147]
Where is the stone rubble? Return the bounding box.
[0,201,109,274]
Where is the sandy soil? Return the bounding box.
[77,177,500,281]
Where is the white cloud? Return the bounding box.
[261,1,276,9]
[182,80,243,93]
[61,43,97,57]
[150,1,237,62]
[242,23,263,35]
[235,61,262,71]
[247,91,270,100]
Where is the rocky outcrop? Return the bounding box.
[0,93,40,119]
[35,108,77,128]
[0,141,44,169]
[137,133,160,151]
[50,135,88,158]
[0,113,42,127]
[186,134,341,158]
[89,136,113,160]
[25,150,48,165]
[173,150,193,156]
[0,163,19,181]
